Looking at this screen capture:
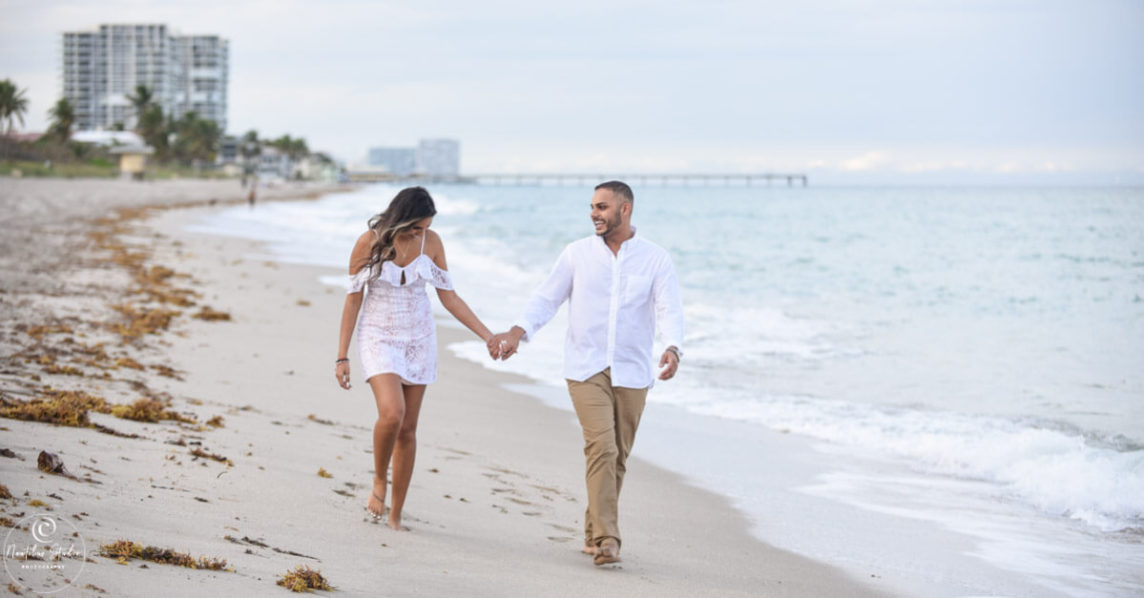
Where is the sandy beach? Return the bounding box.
[1,178,896,597]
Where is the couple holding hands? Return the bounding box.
[335,181,684,566]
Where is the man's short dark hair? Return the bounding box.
[595,180,634,204]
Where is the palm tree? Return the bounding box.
[270,134,310,160]
[126,84,154,131]
[48,98,76,141]
[0,79,30,137]
[139,104,167,157]
[170,111,221,164]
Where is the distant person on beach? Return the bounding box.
[247,176,258,208]
[335,186,497,530]
[490,180,684,565]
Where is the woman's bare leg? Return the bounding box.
[366,374,405,520]
[387,383,426,530]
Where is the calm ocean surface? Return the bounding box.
[191,184,1143,597]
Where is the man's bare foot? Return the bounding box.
[593,539,620,566]
[366,489,385,520]
[582,544,598,556]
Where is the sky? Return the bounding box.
[2,0,1143,184]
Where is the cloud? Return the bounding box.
[840,151,890,172]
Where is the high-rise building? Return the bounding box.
[416,139,460,176]
[61,24,229,132]
[172,35,229,131]
[368,147,417,177]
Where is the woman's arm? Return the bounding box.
[437,289,494,343]
[425,230,494,343]
[335,231,375,389]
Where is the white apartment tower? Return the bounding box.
[62,24,229,132]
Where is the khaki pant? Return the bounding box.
[566,368,648,548]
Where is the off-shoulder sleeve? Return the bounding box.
[423,260,454,290]
[347,268,371,294]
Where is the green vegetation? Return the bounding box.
[47,98,75,141]
[2,78,329,180]
[0,79,29,137]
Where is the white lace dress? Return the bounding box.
[348,250,453,385]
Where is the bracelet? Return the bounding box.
[666,346,682,361]
[335,358,349,364]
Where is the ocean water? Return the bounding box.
[190,183,1144,597]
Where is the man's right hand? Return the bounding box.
[488,327,524,361]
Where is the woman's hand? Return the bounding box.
[336,361,352,389]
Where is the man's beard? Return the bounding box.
[594,213,621,237]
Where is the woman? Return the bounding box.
[335,186,494,530]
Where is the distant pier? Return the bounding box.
[345,171,808,187]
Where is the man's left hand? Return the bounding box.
[658,348,679,380]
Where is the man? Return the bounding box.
[491,181,684,566]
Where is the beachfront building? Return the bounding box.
[416,138,460,177]
[366,139,460,178]
[256,146,294,181]
[368,147,417,177]
[171,35,229,131]
[61,24,229,132]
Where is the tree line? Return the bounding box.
[1,78,318,167]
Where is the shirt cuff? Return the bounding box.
[513,321,535,342]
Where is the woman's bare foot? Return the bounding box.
[593,539,621,566]
[582,543,598,556]
[366,479,386,519]
[386,515,409,532]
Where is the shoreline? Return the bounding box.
[1,178,894,596]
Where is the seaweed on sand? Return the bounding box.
[277,565,332,593]
[99,539,230,570]
[0,389,196,430]
[189,447,233,466]
[108,304,182,340]
[192,306,231,322]
[110,398,195,424]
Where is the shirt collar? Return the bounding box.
[595,225,639,249]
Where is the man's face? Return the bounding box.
[590,189,625,237]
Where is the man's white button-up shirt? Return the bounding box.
[515,230,684,388]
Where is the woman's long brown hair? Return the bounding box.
[360,186,437,277]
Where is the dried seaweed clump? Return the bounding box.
[0,482,11,500]
[1,390,195,431]
[0,389,109,427]
[277,565,332,593]
[190,447,233,466]
[26,324,74,339]
[316,468,333,479]
[192,306,231,322]
[109,304,182,339]
[135,265,199,307]
[110,398,195,424]
[99,539,229,570]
